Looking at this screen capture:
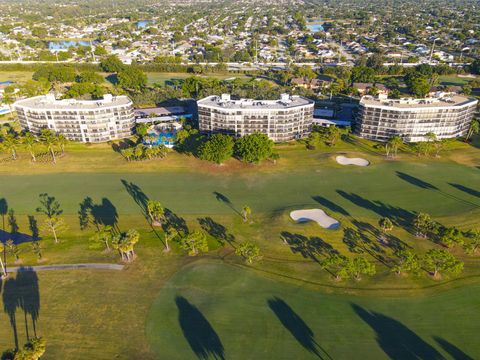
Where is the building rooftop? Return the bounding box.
[197,94,314,110]
[14,94,132,110]
[360,94,478,109]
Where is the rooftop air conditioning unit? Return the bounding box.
[280,93,291,103]
[45,93,56,102]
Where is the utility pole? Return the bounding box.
[429,38,438,63]
[90,40,96,62]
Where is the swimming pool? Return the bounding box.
[144,132,176,147]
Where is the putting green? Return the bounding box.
[146,260,479,359]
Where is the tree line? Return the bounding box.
[0,126,67,164]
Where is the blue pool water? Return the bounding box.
[145,132,176,146]
[137,20,155,29]
[48,40,92,51]
[306,23,324,32]
[0,81,13,85]
[306,19,324,32]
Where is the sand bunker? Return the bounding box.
[336,155,370,167]
[290,209,340,229]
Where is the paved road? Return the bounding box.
[7,263,124,272]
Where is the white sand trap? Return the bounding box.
[336,155,370,167]
[290,209,340,229]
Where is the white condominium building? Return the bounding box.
[356,94,478,142]
[14,94,135,143]
[197,94,314,142]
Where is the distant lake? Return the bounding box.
[136,20,155,29]
[306,19,324,32]
[48,40,92,51]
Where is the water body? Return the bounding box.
[136,20,155,29]
[306,19,324,32]
[48,40,92,51]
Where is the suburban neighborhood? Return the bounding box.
[0,1,479,359]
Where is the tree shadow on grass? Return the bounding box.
[197,217,234,246]
[395,173,479,208]
[111,138,136,154]
[28,216,39,241]
[2,268,40,350]
[0,230,35,245]
[312,196,350,216]
[396,172,439,190]
[448,183,480,199]
[343,226,392,266]
[0,209,37,246]
[268,297,332,359]
[336,190,414,229]
[280,232,338,263]
[352,219,409,252]
[120,180,168,246]
[0,198,8,231]
[78,197,119,232]
[121,179,149,216]
[352,304,444,360]
[175,296,225,360]
[281,232,318,262]
[212,192,241,217]
[433,336,474,360]
[164,208,189,235]
[91,198,119,231]
[105,73,118,85]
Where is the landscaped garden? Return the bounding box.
[0,131,479,359]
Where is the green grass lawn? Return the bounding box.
[0,71,33,83]
[146,72,249,86]
[439,75,475,86]
[0,139,479,358]
[147,260,480,359]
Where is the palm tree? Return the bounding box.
[378,217,393,243]
[57,134,67,155]
[384,142,391,157]
[133,144,145,160]
[466,119,479,141]
[164,225,178,252]
[147,200,164,225]
[90,225,113,251]
[2,93,15,117]
[144,146,156,160]
[112,229,140,262]
[23,132,38,162]
[424,132,437,156]
[379,217,393,232]
[326,126,341,146]
[40,129,58,164]
[0,242,7,277]
[31,241,43,261]
[425,132,437,143]
[2,133,18,159]
[6,239,20,263]
[121,147,134,161]
[387,135,403,158]
[241,205,251,222]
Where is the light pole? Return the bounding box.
[429,38,440,63]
